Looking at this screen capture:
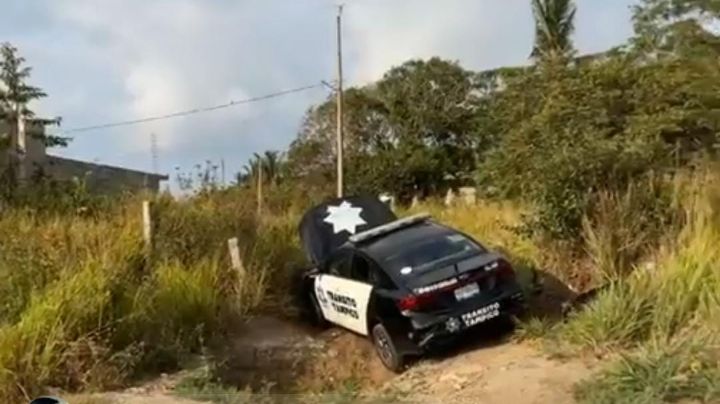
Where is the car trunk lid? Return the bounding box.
[397,252,516,313]
[298,195,397,267]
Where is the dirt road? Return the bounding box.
[69,316,593,404]
[381,341,592,403]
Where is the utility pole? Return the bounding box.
[257,160,263,216]
[221,158,226,186]
[335,4,345,198]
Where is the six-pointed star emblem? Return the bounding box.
[323,201,367,234]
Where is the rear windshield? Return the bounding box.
[380,233,484,278]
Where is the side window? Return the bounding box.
[370,268,395,289]
[351,255,371,282]
[328,251,353,278]
[352,255,395,289]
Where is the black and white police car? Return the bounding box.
[298,196,526,372]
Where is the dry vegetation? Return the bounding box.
[1,166,719,403]
[0,187,312,402]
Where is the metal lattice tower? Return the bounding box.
[150,132,159,174]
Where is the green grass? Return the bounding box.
[559,168,720,403]
[0,188,307,402]
[575,334,720,404]
[174,368,370,404]
[2,169,718,403]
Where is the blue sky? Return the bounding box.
[0,0,637,185]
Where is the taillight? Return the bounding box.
[397,295,419,311]
[397,292,438,312]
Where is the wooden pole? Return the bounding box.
[336,4,345,198]
[257,161,263,216]
[142,200,152,253]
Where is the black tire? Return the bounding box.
[371,323,405,373]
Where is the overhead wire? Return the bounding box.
[56,82,326,135]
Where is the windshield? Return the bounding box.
[381,233,483,277]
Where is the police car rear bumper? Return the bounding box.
[406,287,526,349]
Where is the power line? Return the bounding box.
[58,82,325,135]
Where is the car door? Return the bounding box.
[314,250,373,335]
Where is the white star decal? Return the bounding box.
[323,201,367,234]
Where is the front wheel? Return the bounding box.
[372,323,405,373]
[308,293,329,328]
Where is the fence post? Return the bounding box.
[227,237,246,278]
[459,187,477,205]
[142,200,153,254]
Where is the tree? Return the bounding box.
[0,43,65,149]
[530,0,577,60]
[286,58,482,199]
[632,0,720,57]
[286,87,394,194]
[236,150,285,187]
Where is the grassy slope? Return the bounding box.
[560,172,720,403]
[1,173,718,403]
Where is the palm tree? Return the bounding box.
[262,150,280,185]
[530,0,577,60]
[237,151,283,187]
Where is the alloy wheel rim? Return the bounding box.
[374,330,392,364]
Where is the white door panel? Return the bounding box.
[314,274,373,335]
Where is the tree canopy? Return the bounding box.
[0,43,65,149]
[530,0,577,59]
[281,0,720,240]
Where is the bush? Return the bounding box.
[477,52,716,241]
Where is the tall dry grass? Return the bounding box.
[0,187,308,402]
[581,177,678,283]
[558,167,720,402]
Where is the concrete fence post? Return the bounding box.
[142,200,153,253]
[379,193,396,211]
[459,187,477,205]
[227,237,246,278]
[444,188,455,206]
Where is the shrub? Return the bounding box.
[560,167,720,402]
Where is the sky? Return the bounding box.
[0,0,638,187]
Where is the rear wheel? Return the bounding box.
[372,323,405,373]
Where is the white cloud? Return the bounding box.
[1,0,638,181]
[345,0,533,83]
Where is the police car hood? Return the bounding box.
[299,195,397,266]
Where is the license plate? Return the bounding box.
[461,302,501,327]
[454,282,480,301]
